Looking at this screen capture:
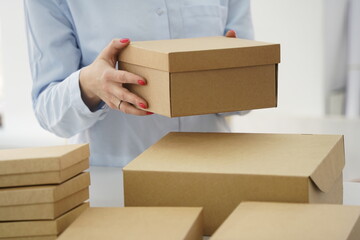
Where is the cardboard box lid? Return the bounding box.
[118,36,280,72]
[58,207,203,240]
[0,172,90,206]
[211,202,360,240]
[124,132,344,193]
[0,144,89,176]
[0,202,89,238]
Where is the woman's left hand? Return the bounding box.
[225,30,237,38]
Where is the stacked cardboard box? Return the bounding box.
[0,144,90,239]
[123,132,345,236]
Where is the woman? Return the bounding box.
[24,0,254,167]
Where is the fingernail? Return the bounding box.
[146,112,154,115]
[139,103,147,109]
[138,80,146,85]
[120,38,130,43]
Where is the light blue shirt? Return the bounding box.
[24,0,254,167]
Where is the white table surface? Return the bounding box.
[88,166,360,239]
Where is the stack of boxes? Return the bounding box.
[114,36,359,238]
[0,144,90,239]
[4,36,360,239]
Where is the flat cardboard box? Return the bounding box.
[118,36,280,117]
[123,132,345,235]
[0,144,89,187]
[0,172,90,221]
[0,202,89,239]
[58,207,203,240]
[211,202,360,240]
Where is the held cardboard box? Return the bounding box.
[118,36,280,117]
[0,144,89,187]
[58,207,203,240]
[211,202,360,240]
[123,132,345,235]
[0,202,89,240]
[0,172,90,221]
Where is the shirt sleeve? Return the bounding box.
[225,0,254,40]
[24,0,109,138]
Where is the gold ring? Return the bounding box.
[118,100,122,109]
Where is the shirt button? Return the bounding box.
[156,8,165,16]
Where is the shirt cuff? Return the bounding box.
[216,110,251,117]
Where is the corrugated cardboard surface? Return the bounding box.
[170,65,276,116]
[121,62,171,116]
[118,37,279,117]
[0,202,89,239]
[5,237,56,240]
[58,207,203,240]
[123,132,345,235]
[0,144,89,187]
[0,158,89,188]
[309,173,343,203]
[0,188,89,221]
[119,36,280,72]
[211,202,360,240]
[0,172,90,221]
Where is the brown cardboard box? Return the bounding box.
[0,172,90,221]
[211,202,360,240]
[3,237,56,240]
[0,202,89,240]
[123,132,345,235]
[0,144,89,187]
[118,36,280,117]
[58,207,203,240]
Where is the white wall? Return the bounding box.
[0,12,3,108]
[0,0,65,148]
[0,15,2,101]
[251,0,325,117]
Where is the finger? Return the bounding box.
[119,101,153,116]
[225,30,237,38]
[112,87,148,109]
[101,93,120,110]
[103,68,146,86]
[98,38,131,65]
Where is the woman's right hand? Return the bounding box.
[79,38,152,116]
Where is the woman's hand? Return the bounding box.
[225,30,237,38]
[79,38,152,115]
[80,33,236,115]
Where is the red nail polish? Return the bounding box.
[139,103,147,109]
[146,112,154,115]
[138,80,146,85]
[120,38,130,43]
